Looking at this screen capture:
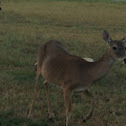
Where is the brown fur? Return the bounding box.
[28,31,126,126]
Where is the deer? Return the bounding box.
[28,30,126,126]
[34,58,94,71]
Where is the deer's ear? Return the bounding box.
[122,37,126,44]
[102,30,112,44]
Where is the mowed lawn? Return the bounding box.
[0,0,126,126]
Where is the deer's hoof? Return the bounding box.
[83,119,87,123]
[82,114,91,123]
[48,113,55,120]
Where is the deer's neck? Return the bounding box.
[90,48,116,82]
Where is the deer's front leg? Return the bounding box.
[83,90,95,122]
[64,88,72,126]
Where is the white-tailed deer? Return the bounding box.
[28,30,126,126]
[34,58,94,71]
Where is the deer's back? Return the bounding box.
[37,40,68,69]
[43,40,68,57]
[39,40,90,88]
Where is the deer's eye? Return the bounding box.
[113,47,117,50]
[125,47,126,50]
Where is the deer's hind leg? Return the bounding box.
[44,80,55,120]
[28,67,41,118]
[83,90,95,122]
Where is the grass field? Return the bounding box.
[0,0,126,126]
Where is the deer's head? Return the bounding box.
[102,30,126,63]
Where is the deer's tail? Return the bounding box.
[36,43,47,78]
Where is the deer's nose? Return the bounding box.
[0,7,1,10]
[124,58,126,64]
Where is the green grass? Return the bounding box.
[0,0,126,126]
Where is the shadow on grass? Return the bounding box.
[0,111,51,126]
